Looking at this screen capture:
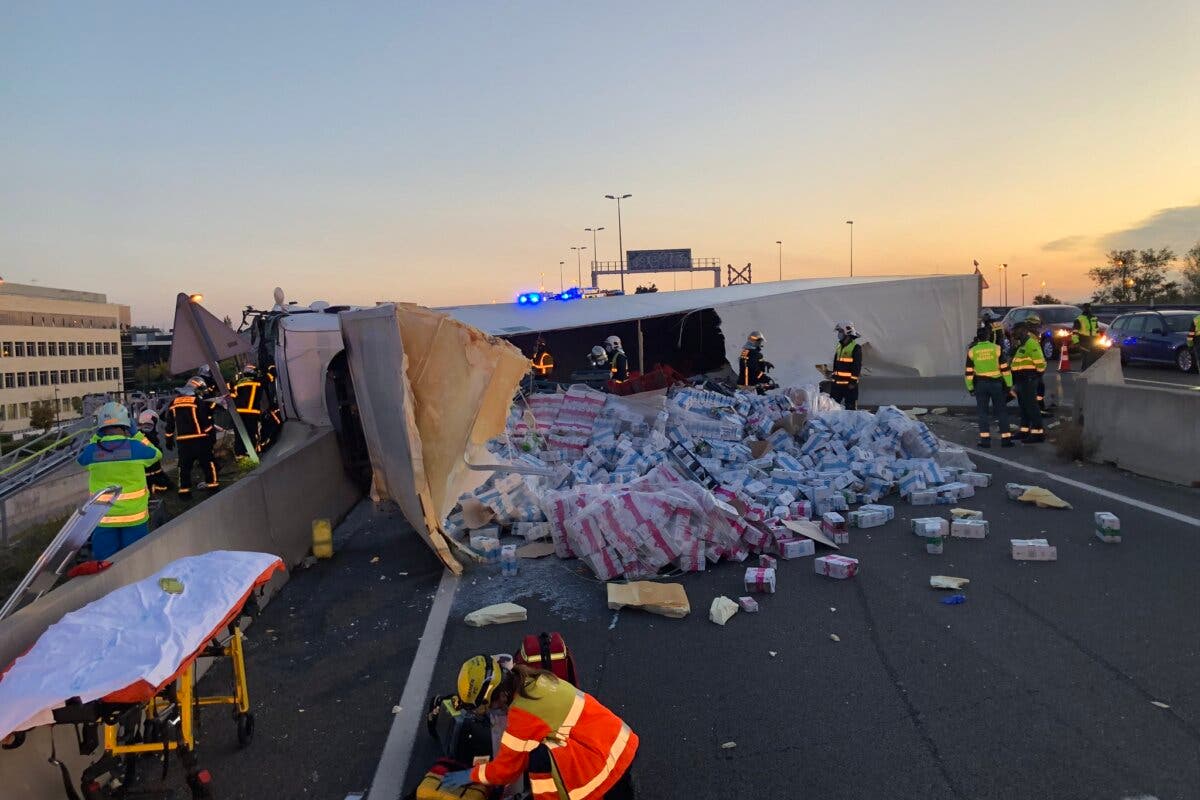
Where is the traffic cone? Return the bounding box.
[1058,343,1071,372]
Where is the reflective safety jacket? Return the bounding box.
[164,395,214,443]
[470,675,638,800]
[609,350,628,382]
[738,347,766,386]
[833,338,862,387]
[1189,314,1199,348]
[1072,313,1099,345]
[965,340,1012,391]
[1010,334,1047,378]
[532,350,555,377]
[76,434,160,528]
[232,377,268,415]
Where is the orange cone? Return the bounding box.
[1058,343,1071,372]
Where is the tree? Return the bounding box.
[70,397,83,414]
[1088,248,1178,303]
[1032,293,1063,304]
[634,284,659,294]
[1181,241,1200,302]
[30,399,55,432]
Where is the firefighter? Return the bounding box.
[164,385,218,497]
[1010,318,1047,443]
[604,335,629,382]
[965,329,1014,448]
[231,364,268,455]
[737,331,772,390]
[439,656,638,799]
[260,363,283,451]
[137,410,174,494]
[76,402,161,560]
[587,346,610,370]
[829,321,863,410]
[980,309,1006,348]
[531,340,555,379]
[1072,302,1102,370]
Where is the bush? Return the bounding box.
[1052,419,1098,462]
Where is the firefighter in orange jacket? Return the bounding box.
[440,656,638,799]
[231,364,269,455]
[163,385,218,496]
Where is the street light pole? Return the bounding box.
[776,240,783,280]
[570,247,587,287]
[1020,273,1029,305]
[1003,263,1009,306]
[559,261,565,292]
[585,227,605,286]
[845,221,854,276]
[605,194,631,293]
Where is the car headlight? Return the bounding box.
[1053,329,1070,338]
[1098,335,1113,348]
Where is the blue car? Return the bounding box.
[1107,310,1199,373]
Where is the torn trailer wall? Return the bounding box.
[338,304,529,573]
[443,275,980,388]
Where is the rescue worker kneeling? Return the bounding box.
[439,656,638,799]
[76,402,161,560]
[531,340,555,379]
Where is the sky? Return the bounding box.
[2,1,1198,327]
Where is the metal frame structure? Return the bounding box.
[727,263,753,286]
[591,258,722,290]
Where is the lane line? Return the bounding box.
[1124,377,1200,391]
[369,569,460,800]
[959,444,1200,527]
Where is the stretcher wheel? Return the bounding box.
[187,768,214,800]
[235,712,254,748]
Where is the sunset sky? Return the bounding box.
[3,1,1198,326]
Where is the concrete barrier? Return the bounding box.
[1077,350,1200,486]
[0,424,362,797]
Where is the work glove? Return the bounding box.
[440,770,474,788]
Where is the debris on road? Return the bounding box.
[737,596,759,613]
[1011,539,1058,561]
[515,541,556,559]
[951,507,983,519]
[1151,701,1171,709]
[930,575,970,590]
[940,594,966,605]
[606,581,690,618]
[464,602,528,627]
[1010,484,1073,509]
[721,741,737,749]
[744,566,777,593]
[829,633,841,642]
[951,519,989,539]
[1095,512,1121,543]
[709,596,740,625]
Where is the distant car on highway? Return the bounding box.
[1000,304,1109,360]
[1106,309,1199,373]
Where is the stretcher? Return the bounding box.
[0,551,284,799]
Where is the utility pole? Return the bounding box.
[559,261,565,293]
[570,247,587,288]
[845,221,854,276]
[605,194,632,293]
[776,240,783,280]
[585,227,605,286]
[1020,272,1029,305]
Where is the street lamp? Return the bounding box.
[605,194,632,293]
[1020,273,1029,304]
[776,241,783,281]
[585,226,605,284]
[570,247,587,288]
[1002,264,1009,306]
[997,264,1005,306]
[558,261,565,292]
[845,221,854,276]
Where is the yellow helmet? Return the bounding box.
[457,655,503,709]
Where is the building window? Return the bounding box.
[17,373,27,388]
[59,369,68,383]
[69,369,78,383]
[0,405,5,421]
[26,341,35,355]
[85,342,93,356]
[39,370,49,384]
[30,371,40,387]
[14,342,25,357]
[3,373,13,389]
[7,404,17,419]
[19,402,29,418]
[37,342,47,356]
[67,342,76,356]
[58,342,68,356]
[50,371,59,385]
[2,341,10,357]
[86,368,95,381]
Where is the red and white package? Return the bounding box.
[582,546,624,580]
[744,566,777,593]
[814,554,859,580]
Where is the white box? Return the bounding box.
[777,538,815,559]
[1011,538,1057,561]
[744,566,777,593]
[962,471,992,488]
[1094,512,1121,543]
[814,554,859,579]
[910,489,937,506]
[911,517,949,537]
[951,519,989,539]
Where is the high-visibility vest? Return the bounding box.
[532,351,555,377]
[1189,314,1199,347]
[469,675,638,800]
[965,341,1012,391]
[76,434,160,528]
[233,378,265,414]
[165,395,213,441]
[833,340,861,386]
[1010,335,1047,375]
[1072,313,1099,345]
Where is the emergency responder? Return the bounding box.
[737,331,773,390]
[1189,313,1199,370]
[965,329,1014,448]
[829,322,863,410]
[604,335,629,382]
[1072,302,1102,370]
[231,364,269,455]
[439,656,638,799]
[531,340,555,379]
[137,410,174,494]
[1010,317,1047,443]
[260,363,282,451]
[980,309,1006,348]
[164,384,218,497]
[587,346,610,370]
[76,402,161,560]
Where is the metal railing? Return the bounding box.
[0,420,94,506]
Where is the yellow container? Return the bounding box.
[312,518,333,559]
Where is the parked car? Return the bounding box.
[1106,310,1199,373]
[1000,304,1109,361]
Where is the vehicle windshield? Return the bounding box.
[1163,314,1195,333]
[1039,307,1079,324]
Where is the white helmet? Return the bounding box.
[137,410,159,428]
[95,402,133,435]
[835,321,858,337]
[605,335,622,351]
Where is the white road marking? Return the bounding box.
[1125,377,1200,391]
[369,569,460,800]
[953,443,1200,527]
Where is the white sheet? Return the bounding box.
[0,550,283,739]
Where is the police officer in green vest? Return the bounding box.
[965,330,1014,448]
[1010,317,1048,442]
[1071,302,1102,370]
[830,321,863,410]
[76,401,162,560]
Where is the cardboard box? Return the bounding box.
[777,537,815,559]
[814,554,859,579]
[758,554,778,570]
[910,489,937,506]
[737,596,760,613]
[744,566,777,593]
[962,471,992,487]
[950,519,989,539]
[1094,512,1121,543]
[911,517,949,537]
[1011,538,1057,561]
